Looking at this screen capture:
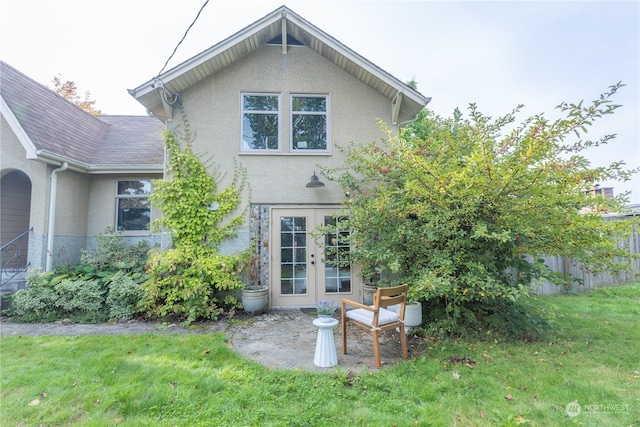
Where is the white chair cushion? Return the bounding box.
[346,307,399,326]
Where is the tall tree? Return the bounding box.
[51,75,102,115]
[320,83,639,334]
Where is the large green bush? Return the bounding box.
[320,84,639,336]
[145,245,245,324]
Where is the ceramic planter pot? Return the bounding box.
[404,301,423,328]
[241,286,268,315]
[362,283,378,305]
[388,301,423,331]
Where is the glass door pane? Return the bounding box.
[323,215,351,294]
[280,216,307,295]
[271,207,360,307]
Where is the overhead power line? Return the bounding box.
[157,0,210,77]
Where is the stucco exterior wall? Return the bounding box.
[2,114,50,270]
[1,115,164,270]
[1,115,50,237]
[159,43,398,302]
[170,44,394,205]
[54,170,89,235]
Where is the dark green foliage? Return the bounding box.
[9,228,150,323]
[80,226,150,275]
[106,271,146,321]
[423,295,555,340]
[11,276,108,323]
[10,272,59,322]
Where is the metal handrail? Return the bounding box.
[0,227,33,288]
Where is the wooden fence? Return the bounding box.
[532,231,640,295]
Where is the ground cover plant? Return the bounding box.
[8,228,149,323]
[1,283,638,426]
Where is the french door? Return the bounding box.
[271,207,360,307]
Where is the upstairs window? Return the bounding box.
[116,180,151,232]
[242,93,280,151]
[291,95,328,152]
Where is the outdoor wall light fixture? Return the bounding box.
[306,171,325,188]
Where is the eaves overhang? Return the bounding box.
[129,6,430,123]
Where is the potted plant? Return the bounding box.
[241,243,268,315]
[362,272,381,305]
[315,300,337,322]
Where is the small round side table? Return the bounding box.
[312,318,339,368]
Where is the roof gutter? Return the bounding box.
[35,149,88,172]
[35,149,163,174]
[400,96,432,128]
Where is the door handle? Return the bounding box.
[311,260,315,265]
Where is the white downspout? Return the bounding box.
[46,162,68,271]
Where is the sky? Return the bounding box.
[1,0,638,202]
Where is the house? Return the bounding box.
[128,6,430,307]
[1,5,429,307]
[0,61,165,290]
[585,184,614,198]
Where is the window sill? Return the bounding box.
[238,151,332,156]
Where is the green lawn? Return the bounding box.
[1,284,639,426]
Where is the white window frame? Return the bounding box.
[290,94,330,154]
[240,92,281,153]
[115,179,152,235]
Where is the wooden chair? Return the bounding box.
[341,284,408,368]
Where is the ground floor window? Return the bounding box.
[116,180,151,231]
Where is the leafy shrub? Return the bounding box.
[11,271,60,322]
[9,228,151,323]
[53,279,107,322]
[144,245,245,325]
[320,85,639,336]
[49,263,116,289]
[11,273,109,323]
[422,295,555,340]
[81,227,151,275]
[106,271,145,321]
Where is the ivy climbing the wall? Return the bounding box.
[144,118,249,325]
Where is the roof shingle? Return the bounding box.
[1,61,163,171]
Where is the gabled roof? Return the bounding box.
[130,5,430,124]
[1,61,164,173]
